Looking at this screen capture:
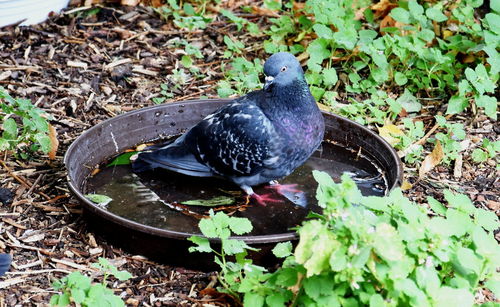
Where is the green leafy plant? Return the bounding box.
[50,258,132,307]
[0,86,51,158]
[471,139,500,164]
[155,0,212,30]
[188,210,258,301]
[217,57,263,97]
[190,172,500,306]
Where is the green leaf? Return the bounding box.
[85,194,112,207]
[34,133,51,153]
[181,196,235,207]
[323,68,338,86]
[427,196,447,215]
[49,295,60,306]
[0,138,9,151]
[416,266,440,295]
[244,292,265,307]
[472,226,500,261]
[453,247,481,277]
[217,239,247,256]
[188,236,212,253]
[474,209,499,231]
[373,223,405,261]
[394,72,408,85]
[276,268,298,287]
[307,38,330,66]
[107,151,137,166]
[227,216,253,235]
[272,242,293,258]
[397,89,421,113]
[181,55,193,68]
[295,220,335,276]
[446,95,469,114]
[444,190,475,213]
[390,8,410,24]
[361,196,389,212]
[492,0,500,12]
[485,13,500,34]
[57,293,71,306]
[369,294,385,307]
[71,289,86,304]
[471,148,488,163]
[114,270,132,281]
[394,278,428,306]
[313,24,334,39]
[426,8,448,22]
[434,286,474,307]
[2,118,17,139]
[475,95,497,120]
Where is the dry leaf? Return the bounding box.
[486,200,500,211]
[48,124,59,160]
[121,0,140,5]
[251,6,280,17]
[371,0,398,18]
[378,124,404,146]
[419,141,444,178]
[380,14,396,31]
[400,180,413,191]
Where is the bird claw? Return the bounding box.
[246,193,284,206]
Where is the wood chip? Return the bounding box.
[454,154,463,179]
[0,277,26,289]
[105,58,133,70]
[132,66,158,76]
[67,60,88,69]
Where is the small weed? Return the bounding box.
[0,86,51,159]
[50,258,132,307]
[217,57,263,97]
[471,138,500,165]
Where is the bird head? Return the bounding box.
[263,52,305,91]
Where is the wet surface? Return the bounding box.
[85,141,387,236]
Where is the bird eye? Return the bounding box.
[280,66,287,72]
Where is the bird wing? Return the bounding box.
[184,92,282,177]
[132,133,214,177]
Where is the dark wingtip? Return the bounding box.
[131,153,154,173]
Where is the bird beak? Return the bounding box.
[264,75,274,91]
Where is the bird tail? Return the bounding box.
[0,253,11,276]
[132,138,213,177]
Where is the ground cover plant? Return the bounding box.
[50,258,132,307]
[189,172,500,306]
[0,0,497,305]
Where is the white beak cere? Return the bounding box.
[265,76,274,82]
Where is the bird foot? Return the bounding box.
[245,193,284,206]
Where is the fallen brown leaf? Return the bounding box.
[371,0,398,18]
[121,0,140,5]
[419,141,444,178]
[48,124,59,160]
[400,180,413,191]
[251,6,281,17]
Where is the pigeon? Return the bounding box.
[133,52,325,205]
[0,253,11,276]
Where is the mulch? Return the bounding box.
[0,2,498,306]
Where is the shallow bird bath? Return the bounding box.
[65,99,403,269]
